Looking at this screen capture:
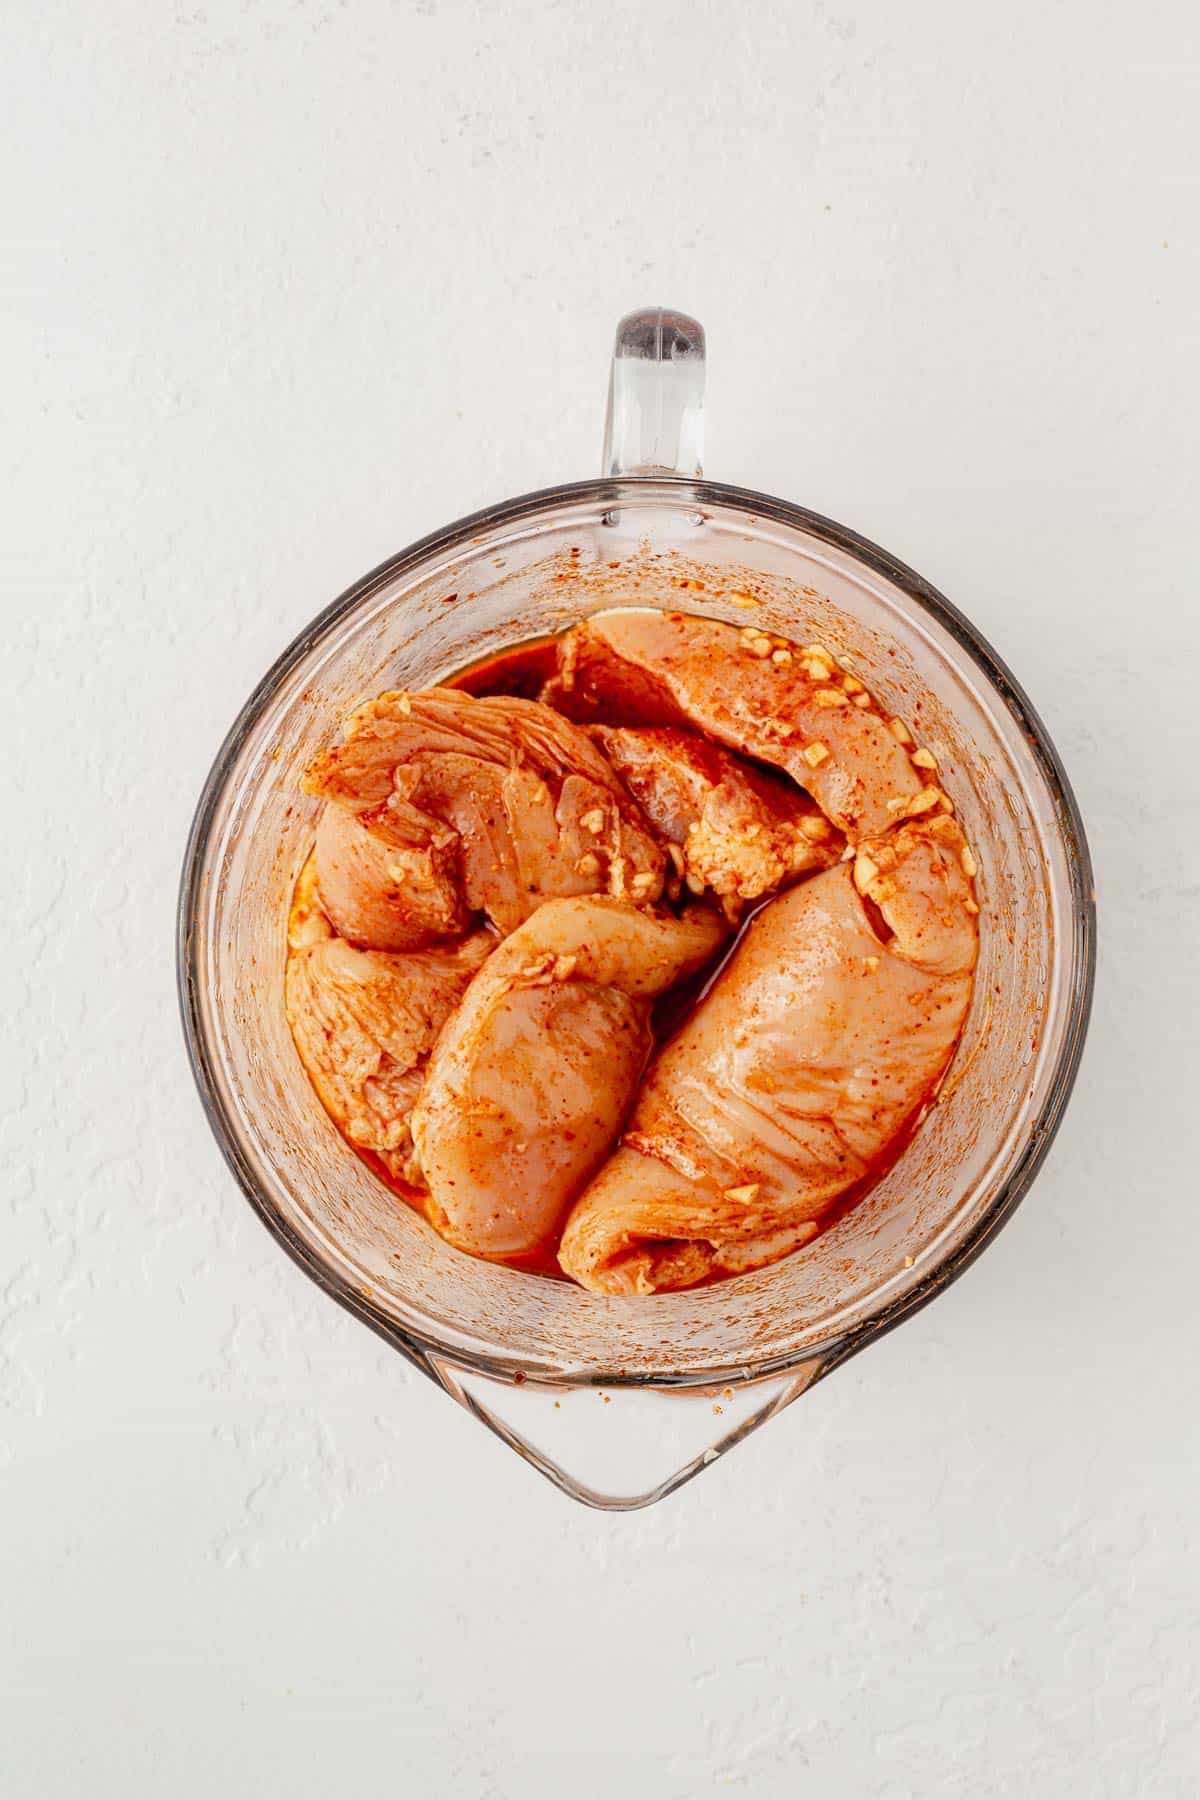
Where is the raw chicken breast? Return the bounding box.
[547,609,930,840]
[594,724,841,910]
[558,815,979,1294]
[304,688,667,945]
[312,799,469,951]
[411,897,727,1258]
[286,930,492,1186]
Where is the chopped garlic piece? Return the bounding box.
[887,785,942,819]
[853,852,880,892]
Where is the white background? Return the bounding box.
[5,3,1198,1795]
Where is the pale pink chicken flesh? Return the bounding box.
[558,815,979,1294]
[304,688,668,947]
[312,799,469,951]
[593,724,842,910]
[410,897,727,1258]
[547,609,927,841]
[286,928,493,1186]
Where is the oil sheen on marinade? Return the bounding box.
[285,610,980,1290]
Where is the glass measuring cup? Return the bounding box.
[178,309,1095,1508]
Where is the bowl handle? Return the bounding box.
[602,306,705,478]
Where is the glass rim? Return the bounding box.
[177,475,1096,1389]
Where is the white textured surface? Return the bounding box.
[5,2,1198,1794]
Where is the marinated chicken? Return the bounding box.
[286,606,980,1292]
[287,927,492,1184]
[548,609,928,840]
[411,898,726,1257]
[594,724,841,911]
[304,688,667,946]
[312,799,469,951]
[558,815,978,1294]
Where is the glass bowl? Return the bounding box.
[178,313,1095,1507]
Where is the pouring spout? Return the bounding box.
[423,1353,829,1511]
